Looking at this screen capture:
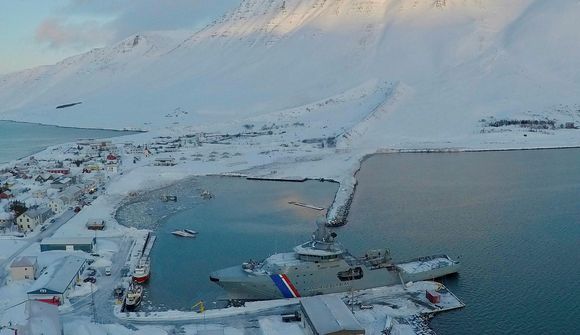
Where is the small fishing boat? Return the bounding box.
[184,229,198,235]
[172,230,196,237]
[124,284,143,311]
[132,258,150,283]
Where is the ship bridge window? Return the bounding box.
[337,267,363,281]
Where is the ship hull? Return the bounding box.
[133,273,150,283]
[210,255,460,301]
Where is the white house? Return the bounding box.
[0,211,14,228]
[106,162,118,173]
[48,185,83,214]
[10,256,38,280]
[32,189,47,199]
[17,207,53,232]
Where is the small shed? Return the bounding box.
[300,295,365,335]
[27,256,86,305]
[40,237,96,252]
[10,256,38,280]
[86,219,105,230]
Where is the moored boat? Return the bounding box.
[172,230,196,237]
[124,284,143,311]
[133,258,150,283]
[184,229,198,235]
[210,222,460,301]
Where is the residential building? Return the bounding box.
[17,207,53,232]
[50,177,74,190]
[48,185,83,213]
[46,168,70,175]
[10,256,38,280]
[154,158,176,166]
[0,211,14,227]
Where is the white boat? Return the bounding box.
[171,230,196,237]
[184,229,198,235]
[132,258,150,283]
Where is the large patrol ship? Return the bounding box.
[210,223,460,300]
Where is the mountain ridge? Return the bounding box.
[0,0,578,144]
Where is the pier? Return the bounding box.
[288,201,325,211]
[117,281,464,332]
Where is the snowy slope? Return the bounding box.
[0,0,579,146]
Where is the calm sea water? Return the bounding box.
[115,176,338,311]
[116,149,580,334]
[0,120,135,164]
[343,150,580,335]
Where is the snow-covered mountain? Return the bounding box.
[1,0,579,146]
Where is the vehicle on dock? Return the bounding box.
[124,284,143,311]
[132,258,150,283]
[210,222,460,301]
[171,230,196,238]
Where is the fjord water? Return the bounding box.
[117,149,579,334]
[343,150,580,334]
[0,120,134,164]
[115,176,338,310]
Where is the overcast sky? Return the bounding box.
[0,0,240,75]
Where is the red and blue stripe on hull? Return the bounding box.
[270,274,301,298]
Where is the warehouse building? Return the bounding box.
[300,295,365,335]
[40,237,95,253]
[27,256,86,305]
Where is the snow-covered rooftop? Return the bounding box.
[27,256,85,295]
[10,256,37,268]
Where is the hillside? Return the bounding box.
[0,0,579,149]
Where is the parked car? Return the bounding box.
[40,225,47,232]
[104,266,112,276]
[50,218,56,223]
[86,268,96,276]
[83,277,96,283]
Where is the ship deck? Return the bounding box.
[395,255,456,274]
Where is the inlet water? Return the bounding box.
[0,120,137,164]
[116,149,580,334]
[115,176,338,311]
[343,149,580,334]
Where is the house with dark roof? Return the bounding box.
[17,206,53,232]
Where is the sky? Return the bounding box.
[0,0,240,75]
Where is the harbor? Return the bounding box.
[117,281,464,335]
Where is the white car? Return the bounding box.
[104,267,112,276]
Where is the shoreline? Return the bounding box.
[0,119,147,133]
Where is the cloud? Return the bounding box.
[35,18,113,49]
[33,1,241,49]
